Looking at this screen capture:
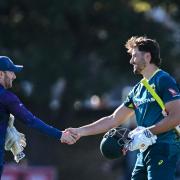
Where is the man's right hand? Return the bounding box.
[60,129,80,145]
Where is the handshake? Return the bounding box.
[60,128,80,145]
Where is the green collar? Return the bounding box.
[148,69,161,81]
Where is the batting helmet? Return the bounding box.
[100,127,131,159]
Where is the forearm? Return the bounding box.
[78,105,133,137]
[78,115,117,137]
[149,113,180,135]
[29,117,62,139]
[149,99,180,135]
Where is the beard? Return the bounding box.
[133,59,146,75]
[4,79,12,88]
[4,74,12,89]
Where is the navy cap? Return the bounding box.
[0,56,23,72]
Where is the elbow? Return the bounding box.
[167,109,180,127]
[169,114,180,129]
[173,112,180,127]
[176,118,180,127]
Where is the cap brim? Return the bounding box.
[12,65,23,72]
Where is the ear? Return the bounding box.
[144,52,151,63]
[0,71,4,78]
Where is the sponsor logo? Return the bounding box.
[158,160,164,166]
[168,88,179,97]
[143,130,152,138]
[151,84,156,89]
[133,98,155,107]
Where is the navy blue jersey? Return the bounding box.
[124,69,180,144]
[0,85,62,166]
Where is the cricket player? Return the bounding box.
[65,36,180,180]
[0,56,77,177]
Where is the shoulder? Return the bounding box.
[154,70,180,102]
[155,70,177,88]
[157,70,175,81]
[0,89,20,103]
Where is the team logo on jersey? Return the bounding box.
[151,84,156,89]
[158,160,164,166]
[168,88,178,97]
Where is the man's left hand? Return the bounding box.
[127,126,157,152]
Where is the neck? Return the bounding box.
[141,64,159,80]
[0,80,5,89]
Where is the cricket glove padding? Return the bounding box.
[5,114,26,163]
[5,127,26,151]
[127,126,157,152]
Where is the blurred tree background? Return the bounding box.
[1,0,180,180]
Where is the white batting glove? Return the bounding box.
[128,126,146,138]
[127,126,157,152]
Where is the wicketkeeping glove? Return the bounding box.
[127,126,157,152]
[5,114,26,163]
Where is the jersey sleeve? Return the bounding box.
[158,75,180,103]
[123,89,135,109]
[2,91,62,140]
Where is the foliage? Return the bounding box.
[0,0,179,109]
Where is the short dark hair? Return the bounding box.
[125,36,162,67]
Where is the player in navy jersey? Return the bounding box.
[0,56,77,177]
[65,36,180,179]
